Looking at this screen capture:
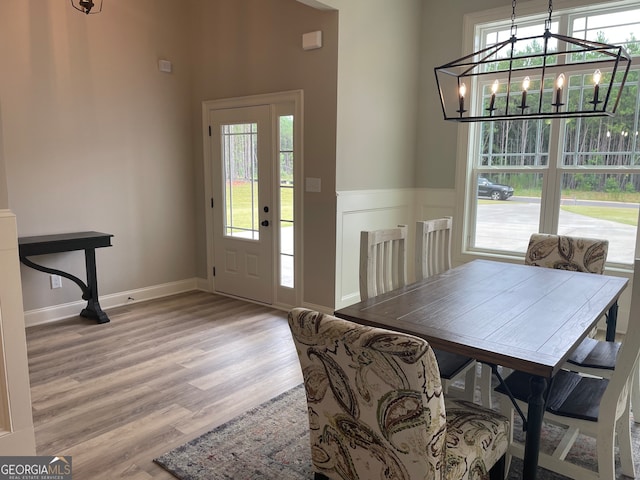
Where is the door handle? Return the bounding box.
[261,220,269,227]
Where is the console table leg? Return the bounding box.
[80,248,110,324]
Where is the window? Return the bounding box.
[279,114,294,288]
[465,2,640,267]
[222,123,259,240]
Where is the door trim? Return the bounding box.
[202,90,303,309]
[0,211,36,454]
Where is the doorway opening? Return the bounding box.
[202,91,303,308]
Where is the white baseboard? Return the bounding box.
[299,301,334,315]
[195,276,210,292]
[24,278,202,327]
[191,278,334,316]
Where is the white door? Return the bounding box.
[209,106,273,304]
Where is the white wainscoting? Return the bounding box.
[335,187,456,310]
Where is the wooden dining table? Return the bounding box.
[334,259,628,480]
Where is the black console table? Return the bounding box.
[18,231,114,324]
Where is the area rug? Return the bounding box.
[154,383,640,480]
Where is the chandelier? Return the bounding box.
[434,0,632,122]
[70,0,103,15]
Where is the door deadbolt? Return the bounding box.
[261,220,269,227]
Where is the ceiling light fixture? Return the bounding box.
[70,0,103,15]
[434,0,632,122]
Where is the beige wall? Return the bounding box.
[0,106,7,209]
[190,0,339,308]
[0,0,196,311]
[323,0,423,191]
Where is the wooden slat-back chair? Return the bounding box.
[415,217,492,406]
[359,225,407,301]
[415,216,452,280]
[359,224,476,403]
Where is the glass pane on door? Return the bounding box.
[221,123,259,240]
[279,114,294,288]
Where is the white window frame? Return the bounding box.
[453,0,640,272]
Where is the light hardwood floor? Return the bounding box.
[26,291,303,480]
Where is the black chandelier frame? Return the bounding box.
[434,3,632,122]
[70,0,103,15]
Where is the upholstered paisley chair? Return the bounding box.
[288,307,509,480]
[524,233,608,273]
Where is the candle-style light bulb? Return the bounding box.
[520,76,530,110]
[488,80,499,113]
[592,69,602,108]
[458,82,467,115]
[554,73,565,108]
[594,69,602,86]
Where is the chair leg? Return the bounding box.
[498,396,514,478]
[480,364,492,408]
[617,398,636,477]
[631,362,640,424]
[464,361,478,402]
[489,455,506,480]
[596,426,616,480]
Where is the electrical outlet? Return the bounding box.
[50,274,62,289]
